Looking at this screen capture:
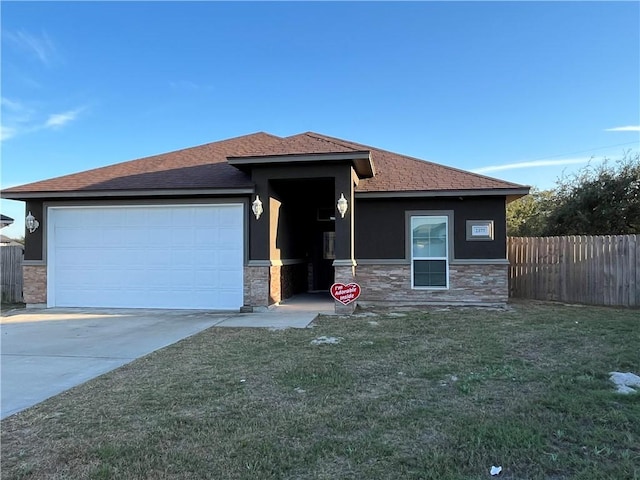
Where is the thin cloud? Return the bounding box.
[0,126,17,142]
[1,103,86,142]
[472,158,593,174]
[1,97,35,124]
[1,97,24,111]
[44,108,83,129]
[605,126,640,132]
[3,30,57,66]
[1,97,35,141]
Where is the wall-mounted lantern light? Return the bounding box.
[25,211,40,233]
[252,195,263,220]
[336,193,348,218]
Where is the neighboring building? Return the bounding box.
[1,132,529,312]
[1,214,14,229]
[0,235,22,247]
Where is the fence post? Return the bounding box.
[631,235,638,307]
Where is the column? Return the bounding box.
[333,167,357,314]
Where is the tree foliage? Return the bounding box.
[506,188,554,236]
[507,151,640,236]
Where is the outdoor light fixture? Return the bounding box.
[337,193,348,218]
[252,195,263,220]
[25,211,40,233]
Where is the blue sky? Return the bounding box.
[1,1,639,238]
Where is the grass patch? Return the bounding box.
[1,302,26,313]
[1,300,639,479]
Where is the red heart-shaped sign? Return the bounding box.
[330,283,361,305]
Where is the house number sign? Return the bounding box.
[472,225,490,237]
[466,220,494,241]
[330,283,361,305]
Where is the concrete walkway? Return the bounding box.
[0,293,335,419]
[217,292,335,328]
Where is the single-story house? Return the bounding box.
[1,131,529,313]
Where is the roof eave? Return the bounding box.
[1,188,256,201]
[227,151,375,178]
[355,187,531,199]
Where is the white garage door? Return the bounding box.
[47,205,244,309]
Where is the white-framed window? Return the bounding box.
[411,215,449,288]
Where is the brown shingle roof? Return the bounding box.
[234,132,362,157]
[304,132,525,193]
[2,131,527,198]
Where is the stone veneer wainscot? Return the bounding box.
[355,262,508,306]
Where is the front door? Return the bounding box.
[317,230,335,290]
[310,227,335,291]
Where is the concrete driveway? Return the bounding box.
[0,308,236,419]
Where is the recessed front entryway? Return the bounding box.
[268,178,336,294]
[47,204,244,309]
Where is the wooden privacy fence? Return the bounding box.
[1,245,23,303]
[508,235,639,307]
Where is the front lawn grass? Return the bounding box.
[1,300,639,479]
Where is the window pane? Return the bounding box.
[428,237,446,257]
[412,216,447,258]
[413,260,447,287]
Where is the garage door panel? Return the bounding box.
[143,249,172,266]
[169,269,196,285]
[195,228,219,245]
[49,205,244,309]
[124,268,153,285]
[144,209,168,227]
[55,227,96,246]
[102,228,128,247]
[219,228,240,245]
[127,229,150,246]
[218,249,242,264]
[170,227,195,244]
[170,249,196,266]
[97,249,125,266]
[101,272,123,288]
[218,207,241,225]
[145,228,171,247]
[54,268,82,287]
[199,210,223,228]
[145,273,173,288]
[55,248,89,266]
[194,268,220,284]
[104,249,141,266]
[96,209,123,227]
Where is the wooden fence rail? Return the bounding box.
[1,245,24,303]
[507,235,639,307]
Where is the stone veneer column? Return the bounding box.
[269,265,282,304]
[333,261,357,314]
[243,264,270,311]
[23,265,47,306]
